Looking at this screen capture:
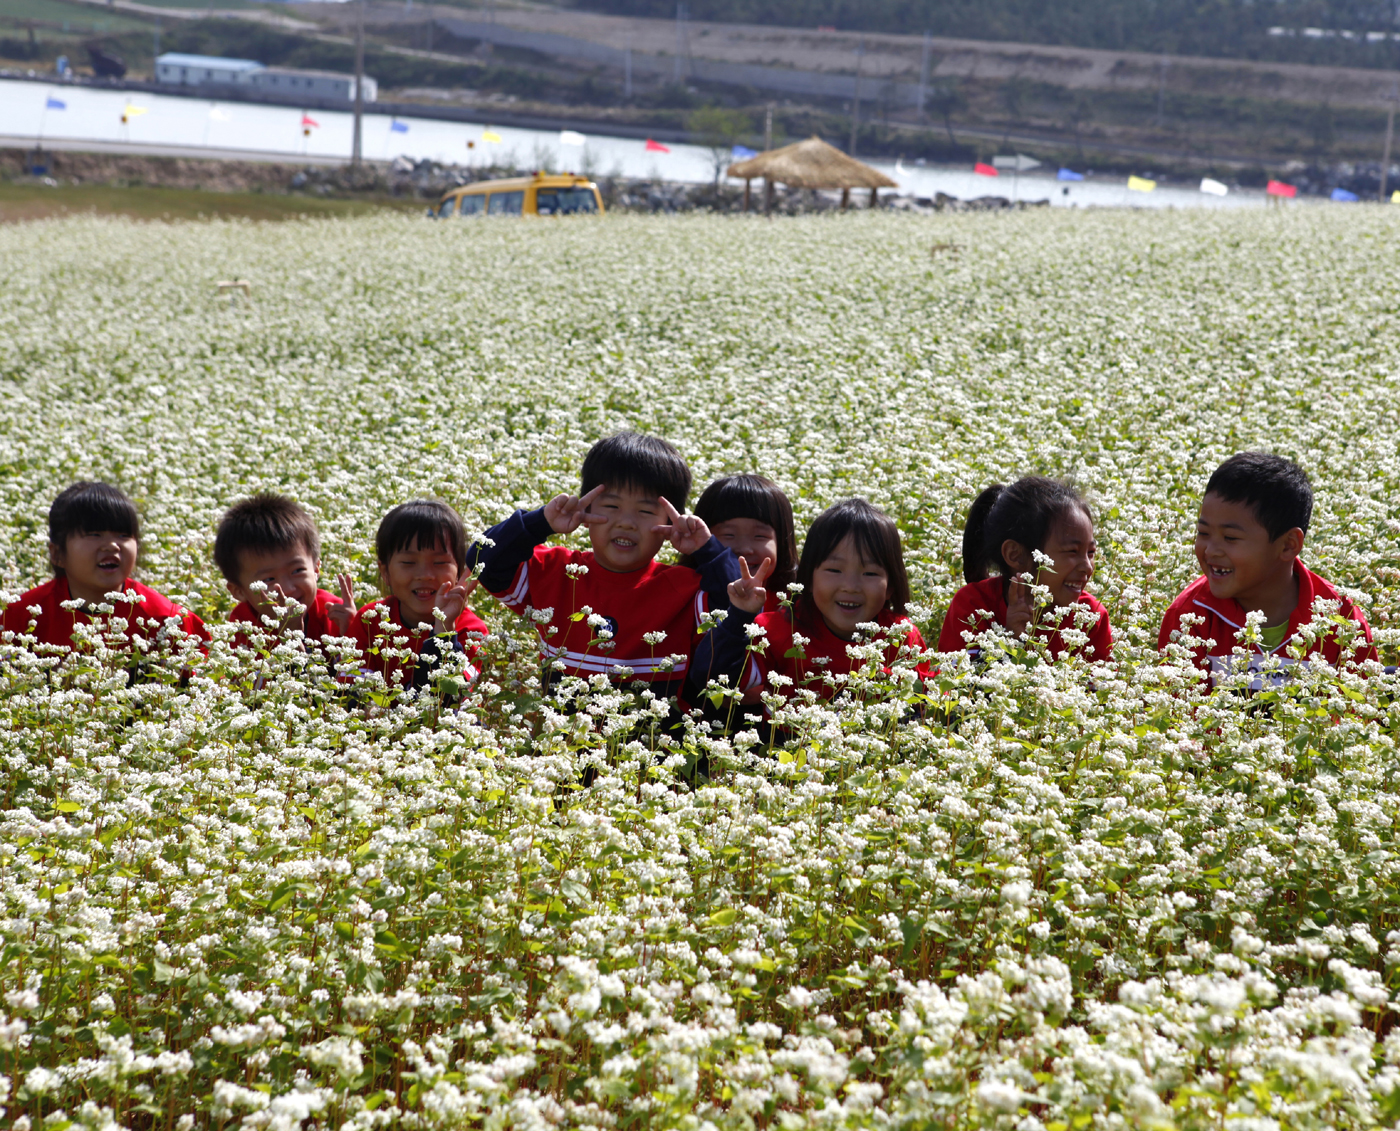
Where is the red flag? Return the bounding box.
[645,138,670,153]
[301,113,320,129]
[974,162,998,177]
[1265,180,1296,198]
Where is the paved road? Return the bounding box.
[1,134,356,165]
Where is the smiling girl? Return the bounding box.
[938,477,1111,661]
[689,497,930,707]
[1,481,207,651]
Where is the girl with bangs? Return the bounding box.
[689,497,930,710]
[689,473,797,615]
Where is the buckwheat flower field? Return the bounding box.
[1,205,1400,1131]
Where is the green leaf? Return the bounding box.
[708,908,738,927]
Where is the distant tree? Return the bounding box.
[688,105,754,184]
[925,82,966,144]
[1069,92,1095,157]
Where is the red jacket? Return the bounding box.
[736,603,930,702]
[1,576,208,650]
[349,596,488,686]
[1158,561,1376,674]
[938,576,1113,661]
[230,588,346,646]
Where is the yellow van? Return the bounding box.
[434,173,605,218]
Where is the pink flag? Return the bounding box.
[974,162,998,177]
[301,113,320,128]
[1266,180,1297,198]
[645,138,670,153]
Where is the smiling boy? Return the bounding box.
[215,494,348,645]
[1158,453,1375,676]
[472,432,740,699]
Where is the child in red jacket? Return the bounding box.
[2,481,207,653]
[938,477,1112,662]
[692,473,798,618]
[1159,452,1375,680]
[344,499,488,690]
[689,497,930,708]
[215,493,348,648]
[472,432,740,702]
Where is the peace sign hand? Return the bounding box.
[1006,574,1034,637]
[652,497,712,556]
[543,485,608,534]
[434,571,479,627]
[326,573,357,637]
[727,555,773,615]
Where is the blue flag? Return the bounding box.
[1330,187,1358,202]
[390,120,409,133]
[46,97,66,110]
[731,144,757,159]
[1057,167,1084,181]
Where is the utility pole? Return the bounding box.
[917,30,931,121]
[674,2,686,85]
[1382,83,1398,201]
[351,0,365,167]
[764,104,772,151]
[624,40,632,98]
[1155,56,1167,127]
[849,36,864,155]
[153,15,160,60]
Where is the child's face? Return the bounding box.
[1194,492,1301,606]
[229,543,321,622]
[587,483,667,573]
[378,536,460,628]
[1037,507,1097,608]
[811,533,889,640]
[51,530,138,605]
[711,517,779,577]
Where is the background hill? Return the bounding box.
[568,0,1400,67]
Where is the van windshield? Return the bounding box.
[536,187,598,215]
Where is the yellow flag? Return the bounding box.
[1127,175,1156,192]
[1392,189,1400,204]
[123,104,148,118]
[482,129,502,143]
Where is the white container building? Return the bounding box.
[154,53,376,102]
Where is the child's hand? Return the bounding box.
[653,497,712,555]
[543,485,608,534]
[327,573,357,636]
[1007,575,1034,637]
[435,572,479,628]
[728,556,773,615]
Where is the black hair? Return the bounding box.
[962,477,1091,584]
[1205,452,1312,541]
[580,432,692,511]
[48,482,140,577]
[795,497,910,616]
[692,474,799,589]
[375,500,467,569]
[214,494,321,583]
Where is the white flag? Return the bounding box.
[1200,177,1229,197]
[559,130,586,147]
[209,107,232,122]
[993,154,1040,171]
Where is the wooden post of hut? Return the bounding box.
[840,188,850,211]
[743,178,751,212]
[869,187,878,208]
[764,176,774,215]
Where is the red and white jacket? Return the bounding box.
[690,600,931,707]
[230,588,346,647]
[937,576,1113,661]
[348,596,488,687]
[475,507,740,697]
[1158,561,1376,679]
[2,576,208,651]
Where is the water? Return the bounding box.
[5,77,1311,210]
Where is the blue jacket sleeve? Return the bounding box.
[470,508,553,594]
[686,536,742,610]
[686,605,757,700]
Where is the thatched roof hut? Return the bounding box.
[727,136,896,211]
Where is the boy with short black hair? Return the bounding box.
[344,499,487,688]
[472,431,740,700]
[3,481,207,649]
[1159,452,1375,674]
[215,493,348,642]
